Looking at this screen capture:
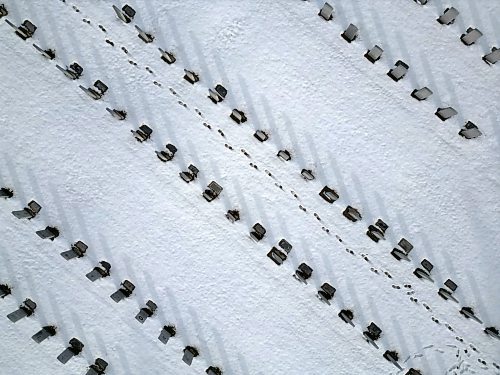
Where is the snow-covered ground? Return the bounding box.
[0,0,499,374]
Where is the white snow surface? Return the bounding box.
[0,0,499,374]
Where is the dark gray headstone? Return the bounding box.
[0,4,8,18]
[158,325,176,344]
[135,25,154,43]
[341,24,359,43]
[411,87,433,101]
[388,60,409,81]
[365,45,383,63]
[0,284,11,298]
[32,326,56,343]
[0,188,13,198]
[435,107,458,121]
[36,226,59,240]
[182,346,199,366]
[437,7,459,25]
[319,2,334,21]
[277,150,291,161]
[57,338,84,364]
[483,47,500,64]
[461,27,482,45]
[459,121,482,139]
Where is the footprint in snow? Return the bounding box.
[99,25,106,33]
[145,67,154,74]
[203,122,212,130]
[121,46,128,54]
[218,129,225,138]
[224,144,233,150]
[153,81,162,87]
[106,39,115,47]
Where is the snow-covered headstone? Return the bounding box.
[131,124,153,142]
[254,130,269,142]
[277,150,291,161]
[183,69,200,84]
[301,169,315,181]
[317,283,336,304]
[159,48,176,64]
[0,284,12,298]
[113,4,136,23]
[267,247,287,265]
[106,108,127,120]
[459,121,482,139]
[135,25,154,43]
[208,84,227,104]
[156,144,178,162]
[180,164,199,183]
[203,181,223,202]
[293,263,313,284]
[483,47,500,65]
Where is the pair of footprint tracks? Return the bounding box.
[58,1,497,370]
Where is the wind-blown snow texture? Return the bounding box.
[0,0,499,374]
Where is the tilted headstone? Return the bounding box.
[80,80,108,100]
[293,263,313,284]
[5,19,37,40]
[135,300,157,323]
[0,284,12,298]
[391,238,413,261]
[203,181,223,202]
[61,241,88,260]
[0,4,8,18]
[277,149,291,161]
[388,60,409,81]
[56,62,83,80]
[110,280,135,303]
[435,107,458,121]
[135,25,154,43]
[459,121,482,139]
[206,366,223,375]
[86,358,108,375]
[343,206,362,222]
[301,169,315,180]
[438,279,459,302]
[375,219,389,233]
[383,350,402,370]
[317,282,336,304]
[437,7,459,25]
[131,124,153,142]
[12,200,42,219]
[113,4,135,23]
[365,45,383,63]
[230,109,247,124]
[483,47,500,65]
[156,143,177,162]
[183,69,199,84]
[159,48,176,64]
[36,226,59,241]
[278,239,292,253]
[0,187,14,198]
[459,306,483,323]
[461,27,482,46]
[86,261,111,282]
[33,44,56,59]
[57,338,84,364]
[363,322,382,347]
[182,346,199,366]
[158,325,176,344]
[106,108,127,120]
[32,325,56,343]
[318,2,334,21]
[208,84,227,104]
[484,326,499,339]
[180,164,199,183]
[411,87,433,101]
[267,247,287,265]
[254,130,269,142]
[413,259,434,281]
[366,225,385,242]
[341,24,359,43]
[319,186,339,203]
[338,309,355,326]
[7,299,37,323]
[250,223,266,241]
[225,209,240,223]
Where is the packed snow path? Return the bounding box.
[0,0,499,374]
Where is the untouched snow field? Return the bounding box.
[0,0,499,374]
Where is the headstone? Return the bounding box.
[208,84,227,104]
[32,44,56,59]
[158,325,176,344]
[113,4,135,23]
[278,239,292,253]
[203,181,223,202]
[135,25,154,43]
[267,247,287,265]
[80,80,108,100]
[414,0,428,5]
[341,24,359,43]
[0,4,8,18]
[444,279,457,292]
[437,7,459,25]
[413,259,434,281]
[180,164,199,183]
[183,69,199,84]
[0,187,14,198]
[318,2,334,21]
[301,169,315,180]
[339,309,355,327]
[14,20,37,40]
[483,47,500,65]
[366,225,384,242]
[343,206,362,222]
[459,121,482,139]
[364,45,383,63]
[388,60,409,81]
[0,284,12,298]
[57,338,84,364]
[411,87,433,101]
[159,48,176,64]
[406,369,422,375]
[461,27,482,46]
[363,322,382,347]
[57,62,83,80]
[86,261,111,282]
[131,124,153,142]
[375,219,388,233]
[32,325,57,343]
[206,366,223,375]
[435,107,458,121]
[7,298,37,323]
[12,200,42,219]
[110,280,135,303]
[383,350,402,369]
[277,150,291,161]
[225,209,240,223]
[254,130,269,142]
[250,223,266,241]
[317,282,336,304]
[319,186,339,203]
[293,263,313,283]
[61,241,88,260]
[459,306,482,323]
[86,358,108,375]
[230,109,247,124]
[182,346,199,366]
[156,144,177,162]
[106,108,127,120]
[36,226,59,241]
[136,300,157,323]
[484,326,499,339]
